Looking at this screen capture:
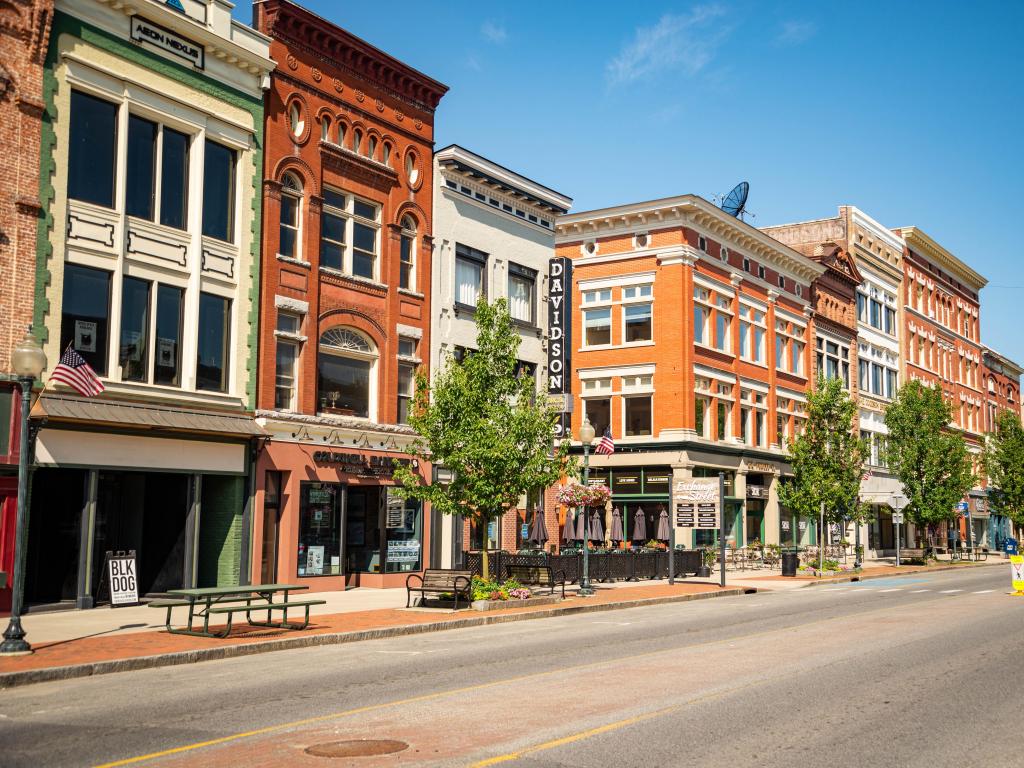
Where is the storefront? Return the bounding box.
[254,433,430,590]
[588,466,671,546]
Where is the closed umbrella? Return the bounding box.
[528,509,549,546]
[656,506,670,542]
[589,508,605,542]
[632,507,647,542]
[562,510,576,544]
[574,508,588,540]
[610,507,624,544]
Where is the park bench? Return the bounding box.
[899,548,928,562]
[506,564,566,598]
[406,569,473,609]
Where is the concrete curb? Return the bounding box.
[795,559,1005,588]
[0,586,748,689]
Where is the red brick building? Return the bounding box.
[982,347,1021,430]
[551,195,825,551]
[250,0,446,589]
[0,0,52,610]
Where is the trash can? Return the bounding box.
[781,551,799,577]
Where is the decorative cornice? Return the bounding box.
[899,226,987,291]
[320,140,398,191]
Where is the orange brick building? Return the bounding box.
[552,195,826,550]
[251,0,447,589]
[981,346,1022,547]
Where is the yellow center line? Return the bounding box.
[92,590,951,767]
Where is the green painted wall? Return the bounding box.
[198,474,244,587]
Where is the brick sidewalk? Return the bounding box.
[0,581,734,685]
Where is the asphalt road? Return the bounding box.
[1,566,1020,768]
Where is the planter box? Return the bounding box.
[471,595,562,611]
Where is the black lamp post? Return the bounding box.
[1,328,46,656]
[578,417,596,597]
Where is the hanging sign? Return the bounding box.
[1011,555,1024,595]
[674,479,719,529]
[547,256,572,438]
[106,551,139,607]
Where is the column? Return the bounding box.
[732,469,747,547]
[75,470,99,609]
[765,471,781,546]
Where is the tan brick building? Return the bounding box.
[552,195,825,551]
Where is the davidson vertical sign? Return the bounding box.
[547,256,572,437]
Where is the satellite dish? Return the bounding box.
[720,181,749,219]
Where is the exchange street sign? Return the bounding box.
[674,479,719,529]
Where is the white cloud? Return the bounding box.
[775,20,816,46]
[481,20,507,44]
[606,6,729,87]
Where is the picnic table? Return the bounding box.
[149,584,325,638]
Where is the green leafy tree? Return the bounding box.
[779,377,868,543]
[393,298,572,579]
[884,380,975,527]
[985,409,1024,528]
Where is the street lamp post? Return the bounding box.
[890,493,907,569]
[1,329,47,656]
[578,417,596,597]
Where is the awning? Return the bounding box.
[31,393,265,438]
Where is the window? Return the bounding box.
[318,328,376,419]
[119,277,150,382]
[320,189,381,280]
[885,307,896,335]
[125,115,190,229]
[857,293,867,323]
[791,340,803,374]
[279,173,302,259]
[624,303,652,342]
[583,289,611,304]
[721,246,729,262]
[870,299,882,329]
[698,235,707,252]
[69,91,118,208]
[694,305,708,345]
[202,140,236,242]
[320,115,331,141]
[297,482,342,577]
[743,258,750,272]
[859,359,870,391]
[289,101,305,138]
[126,115,157,221]
[60,264,111,376]
[455,243,487,308]
[353,128,362,154]
[368,136,378,160]
[584,308,611,346]
[816,337,850,389]
[695,396,709,438]
[196,293,230,392]
[624,396,652,436]
[275,312,302,411]
[717,401,729,440]
[758,265,766,280]
[154,285,184,386]
[586,397,611,437]
[886,369,898,399]
[160,128,189,230]
[398,337,418,358]
[778,274,785,288]
[400,216,417,290]
[739,305,766,363]
[397,363,415,424]
[623,285,653,300]
[715,301,731,353]
[508,263,536,324]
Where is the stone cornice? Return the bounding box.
[899,226,987,291]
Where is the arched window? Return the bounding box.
[320,115,331,141]
[337,121,347,146]
[318,328,377,419]
[381,142,392,166]
[368,136,378,160]
[353,128,363,155]
[399,215,416,291]
[289,101,304,138]
[279,172,302,259]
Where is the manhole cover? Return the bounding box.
[305,740,409,758]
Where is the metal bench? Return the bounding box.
[406,569,473,610]
[506,564,566,598]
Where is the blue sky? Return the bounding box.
[236,1,1024,364]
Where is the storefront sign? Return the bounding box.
[781,520,791,531]
[674,479,719,529]
[387,540,421,564]
[746,462,775,474]
[106,551,139,607]
[1010,555,1024,595]
[130,16,204,69]
[747,485,766,499]
[547,256,572,438]
[313,451,413,477]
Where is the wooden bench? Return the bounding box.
[899,548,928,562]
[406,569,473,610]
[205,598,326,636]
[506,564,566,598]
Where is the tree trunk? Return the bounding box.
[481,545,490,581]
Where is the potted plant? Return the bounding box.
[698,546,716,577]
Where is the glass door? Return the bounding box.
[261,472,282,584]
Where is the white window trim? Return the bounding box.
[321,187,382,282]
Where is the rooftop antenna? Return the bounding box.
[715,181,752,221]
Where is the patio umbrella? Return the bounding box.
[528,509,549,545]
[610,507,624,544]
[656,505,670,541]
[589,508,605,542]
[562,511,576,544]
[632,507,647,542]
[574,508,588,541]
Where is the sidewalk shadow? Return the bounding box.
[34,623,151,652]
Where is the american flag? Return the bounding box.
[50,345,105,396]
[594,427,615,455]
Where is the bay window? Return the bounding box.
[455,243,487,308]
[69,90,118,208]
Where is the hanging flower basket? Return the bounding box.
[555,482,611,508]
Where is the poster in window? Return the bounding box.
[306,545,325,575]
[158,337,176,366]
[75,320,97,353]
[124,331,142,362]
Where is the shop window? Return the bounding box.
[400,215,417,290]
[119,276,150,382]
[196,292,231,392]
[584,308,611,346]
[384,488,423,572]
[455,243,487,308]
[279,173,302,259]
[202,140,236,242]
[298,482,343,577]
[69,90,118,209]
[624,395,652,436]
[318,328,376,419]
[624,303,652,343]
[60,264,112,376]
[508,263,536,324]
[585,397,611,436]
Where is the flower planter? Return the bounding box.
[471,595,562,611]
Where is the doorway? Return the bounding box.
[24,468,86,606]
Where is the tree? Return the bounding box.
[392,298,572,579]
[884,380,975,528]
[985,409,1024,530]
[779,377,868,549]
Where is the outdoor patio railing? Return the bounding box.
[464,549,703,583]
